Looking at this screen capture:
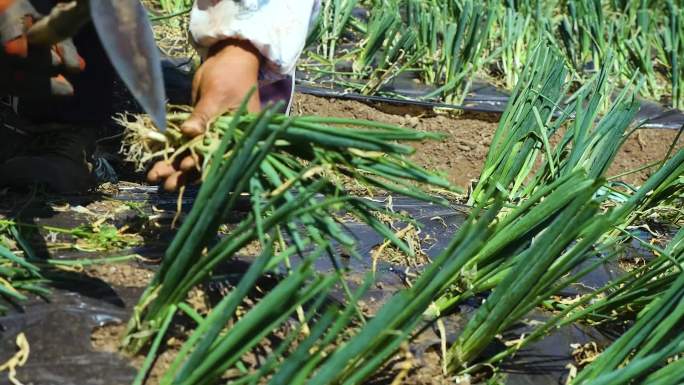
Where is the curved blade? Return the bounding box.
[89,0,166,130]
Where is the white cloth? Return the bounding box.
[189,0,319,78]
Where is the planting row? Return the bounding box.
[303,0,684,111]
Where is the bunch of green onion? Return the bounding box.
[0,224,49,314]
[658,0,684,109]
[452,148,684,373]
[155,0,193,14]
[468,43,569,206]
[570,227,684,385]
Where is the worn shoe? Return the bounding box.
[0,121,96,194]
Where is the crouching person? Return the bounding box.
[0,0,319,193]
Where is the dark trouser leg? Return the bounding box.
[259,76,295,114]
[0,115,31,164]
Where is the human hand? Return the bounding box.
[147,38,261,192]
[0,0,85,97]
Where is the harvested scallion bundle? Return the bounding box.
[120,95,452,356]
[121,107,450,201]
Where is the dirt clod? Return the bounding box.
[85,262,154,288]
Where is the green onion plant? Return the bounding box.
[449,149,684,373]
[0,224,49,314]
[570,230,684,384]
[306,0,684,108]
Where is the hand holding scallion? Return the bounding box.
[147,38,262,192]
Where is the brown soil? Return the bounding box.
[91,322,180,385]
[91,323,126,354]
[293,93,684,189]
[366,347,453,385]
[91,301,304,385]
[85,262,154,288]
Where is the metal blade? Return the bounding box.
[89,0,167,130]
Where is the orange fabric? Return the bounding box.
[0,0,14,13]
[3,36,28,57]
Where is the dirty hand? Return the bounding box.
[147,38,262,192]
[0,0,85,97]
